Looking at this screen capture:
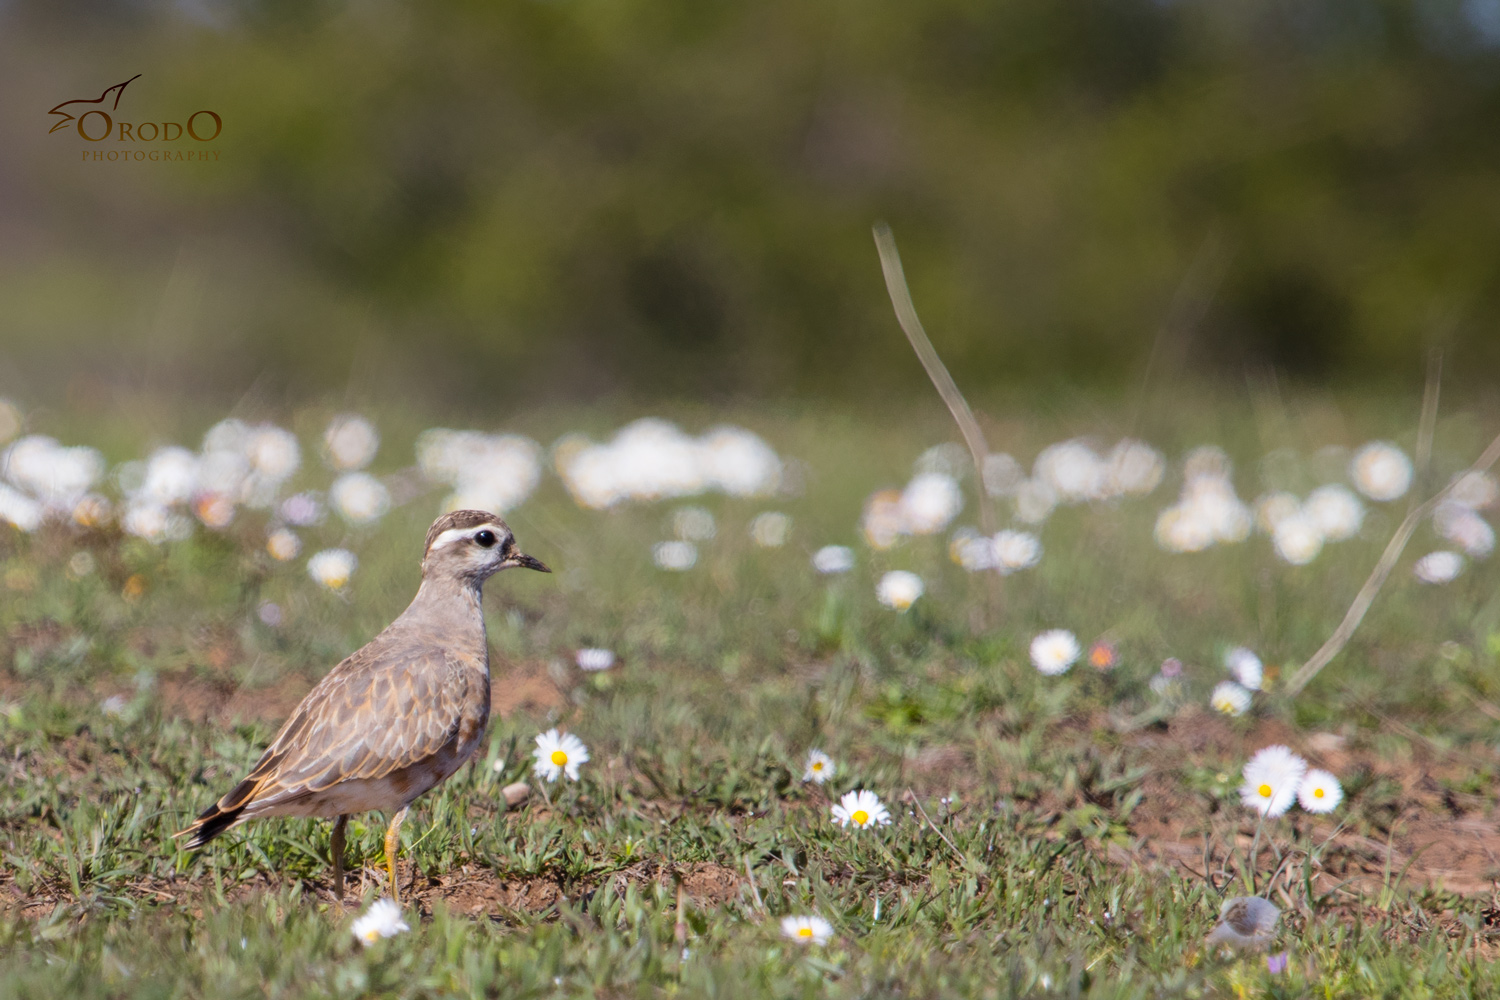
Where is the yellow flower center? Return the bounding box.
[1313,787,1324,799]
[797,927,813,938]
[551,750,568,766]
[852,809,870,826]
[1258,783,1272,798]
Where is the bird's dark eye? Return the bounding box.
[474,530,497,548]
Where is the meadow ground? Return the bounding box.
[4,392,1500,998]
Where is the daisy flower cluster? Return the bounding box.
[1240,745,1343,816]
[1209,646,1264,717]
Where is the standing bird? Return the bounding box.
[177,510,550,903]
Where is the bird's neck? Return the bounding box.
[397,576,489,649]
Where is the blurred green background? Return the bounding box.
[4,0,1500,408]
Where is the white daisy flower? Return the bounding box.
[802,749,835,784]
[1304,485,1364,541]
[1239,745,1308,817]
[266,528,301,562]
[1414,550,1464,584]
[1224,647,1263,691]
[1210,681,1253,717]
[307,549,357,590]
[1434,503,1495,557]
[1271,512,1323,565]
[532,728,589,782]
[982,452,1024,496]
[1205,896,1280,950]
[993,529,1042,573]
[330,472,391,525]
[950,529,997,572]
[900,472,963,534]
[750,511,792,548]
[831,789,891,829]
[876,570,923,611]
[1449,470,1499,510]
[351,898,409,946]
[575,648,616,672]
[1030,629,1080,676]
[812,545,855,574]
[1350,442,1412,501]
[780,914,833,945]
[1297,769,1343,813]
[653,540,698,571]
[324,414,379,470]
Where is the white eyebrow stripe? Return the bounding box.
[428,524,502,551]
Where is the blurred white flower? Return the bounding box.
[900,472,963,534]
[1030,629,1080,676]
[307,549,357,589]
[194,493,236,529]
[1183,478,1253,543]
[0,484,43,532]
[266,528,302,562]
[812,545,855,574]
[1035,440,1104,502]
[575,648,616,672]
[122,503,171,541]
[246,425,300,482]
[139,446,199,505]
[831,789,890,829]
[279,492,324,527]
[1104,439,1166,496]
[330,472,391,525]
[202,418,250,455]
[1013,478,1058,525]
[1434,502,1495,557]
[653,540,698,571]
[672,506,716,541]
[982,452,1024,496]
[67,551,96,577]
[197,448,250,499]
[993,530,1042,573]
[323,414,379,470]
[351,898,409,946]
[1240,745,1307,817]
[914,443,968,478]
[71,494,110,528]
[876,570,923,611]
[780,914,834,945]
[750,511,792,548]
[1210,681,1253,717]
[1254,491,1301,534]
[861,490,905,550]
[1154,506,1214,553]
[950,529,997,572]
[1414,550,1464,584]
[421,430,543,513]
[700,425,782,497]
[533,728,589,782]
[1297,769,1343,813]
[802,749,835,784]
[1304,485,1364,541]
[1449,470,1499,510]
[1206,896,1280,951]
[1224,647,1263,691]
[2,435,105,510]
[1272,513,1323,565]
[1350,442,1412,502]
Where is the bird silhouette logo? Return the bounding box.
[47,74,141,134]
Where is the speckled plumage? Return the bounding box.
[177,510,550,902]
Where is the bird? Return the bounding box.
[176,509,550,904]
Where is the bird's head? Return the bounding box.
[420,509,550,583]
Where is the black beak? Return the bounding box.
[512,552,551,573]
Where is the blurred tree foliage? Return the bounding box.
[6,0,1500,402]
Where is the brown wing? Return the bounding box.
[178,635,475,845]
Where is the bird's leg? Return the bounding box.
[384,806,409,905]
[330,814,348,903]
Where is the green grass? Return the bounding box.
[3,396,1500,998]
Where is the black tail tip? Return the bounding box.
[182,806,242,850]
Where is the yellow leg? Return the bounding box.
[330,814,348,902]
[384,806,409,905]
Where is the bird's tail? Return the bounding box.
[175,776,258,848]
